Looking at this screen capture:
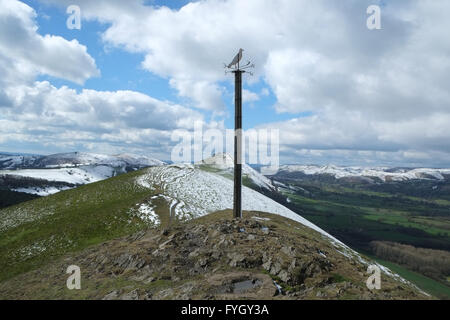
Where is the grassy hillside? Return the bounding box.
[0,169,163,282]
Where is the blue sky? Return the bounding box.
[1,0,450,167]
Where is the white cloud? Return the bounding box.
[242,89,259,103]
[169,78,225,113]
[0,80,213,158]
[0,0,99,85]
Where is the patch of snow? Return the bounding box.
[0,165,115,185]
[252,216,271,221]
[129,201,161,226]
[134,203,160,226]
[12,186,72,196]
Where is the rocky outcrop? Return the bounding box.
[0,211,430,300]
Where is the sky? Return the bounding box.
[0,0,449,167]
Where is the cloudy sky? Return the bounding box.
[0,0,449,167]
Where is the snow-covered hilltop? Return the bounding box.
[0,152,165,196]
[271,164,450,182]
[0,152,164,170]
[0,153,40,170]
[137,162,341,244]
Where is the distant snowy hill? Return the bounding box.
[0,152,165,196]
[0,153,41,170]
[268,164,450,182]
[0,152,164,170]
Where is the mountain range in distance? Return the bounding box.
[0,151,165,170]
[269,164,450,183]
[1,151,449,199]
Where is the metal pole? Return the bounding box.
[233,70,243,219]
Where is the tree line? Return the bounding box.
[370,241,450,282]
